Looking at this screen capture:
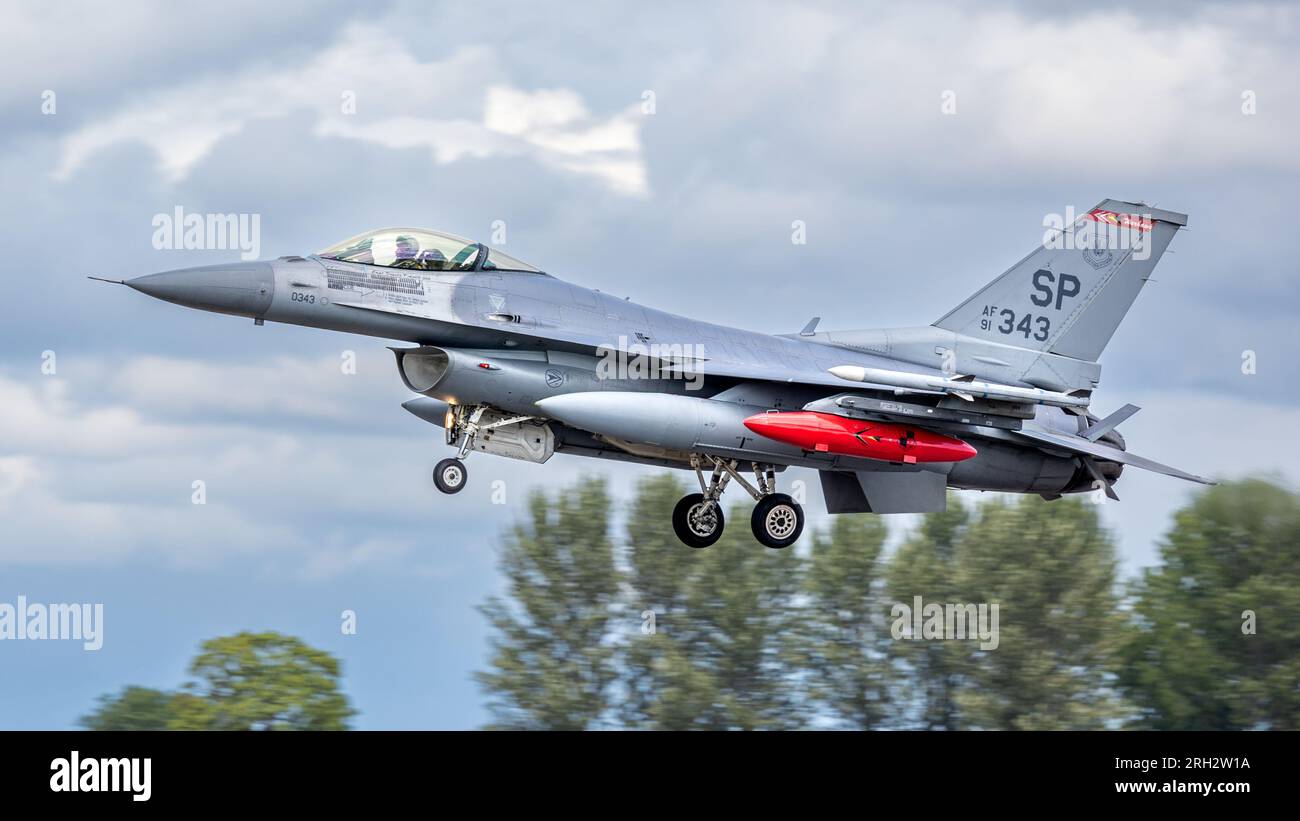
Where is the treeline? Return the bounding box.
[80,632,355,730]
[477,476,1300,730]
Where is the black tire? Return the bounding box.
[672,493,725,548]
[751,493,803,549]
[433,458,467,494]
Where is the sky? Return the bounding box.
[1,0,1297,729]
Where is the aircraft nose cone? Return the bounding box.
[127,261,274,317]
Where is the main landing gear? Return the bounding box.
[671,455,805,550]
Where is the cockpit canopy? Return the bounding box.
[316,228,542,273]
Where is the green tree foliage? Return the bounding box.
[887,495,1128,729]
[79,686,176,731]
[79,631,355,730]
[885,496,970,730]
[170,632,355,730]
[620,474,802,729]
[1120,479,1300,729]
[479,477,1159,729]
[943,496,1128,729]
[796,513,890,729]
[475,477,621,729]
[619,474,717,729]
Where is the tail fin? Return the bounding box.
[933,199,1186,362]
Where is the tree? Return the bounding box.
[619,474,718,729]
[796,513,891,729]
[1120,479,1300,729]
[887,495,1129,729]
[884,495,970,730]
[475,477,621,729]
[79,632,355,730]
[479,473,1300,732]
[170,632,355,730]
[79,686,176,731]
[619,474,803,730]
[953,496,1128,729]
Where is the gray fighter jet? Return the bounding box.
[100,199,1211,548]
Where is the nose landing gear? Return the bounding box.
[431,404,538,495]
[670,456,805,549]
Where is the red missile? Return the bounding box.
[743,411,977,464]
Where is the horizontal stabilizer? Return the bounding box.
[1012,426,1213,485]
[1082,403,1140,441]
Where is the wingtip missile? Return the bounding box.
[829,365,1091,409]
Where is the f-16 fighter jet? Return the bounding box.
[100,199,1210,548]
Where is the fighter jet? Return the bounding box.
[99,200,1211,548]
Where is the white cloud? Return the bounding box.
[106,353,392,422]
[0,0,347,108]
[652,4,1299,186]
[51,24,647,196]
[0,358,478,576]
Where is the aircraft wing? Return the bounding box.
[335,298,911,393]
[1012,426,1214,485]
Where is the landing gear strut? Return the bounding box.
[670,456,804,549]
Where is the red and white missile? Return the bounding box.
[743,411,977,464]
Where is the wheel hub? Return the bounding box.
[765,505,797,539]
[688,502,718,537]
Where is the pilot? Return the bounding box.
[418,248,448,270]
[392,235,421,268]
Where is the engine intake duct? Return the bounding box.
[392,346,452,394]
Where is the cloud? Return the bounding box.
[51,24,647,195]
[0,0,357,110]
[0,358,478,576]
[660,5,1300,187]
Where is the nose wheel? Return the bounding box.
[433,457,467,494]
